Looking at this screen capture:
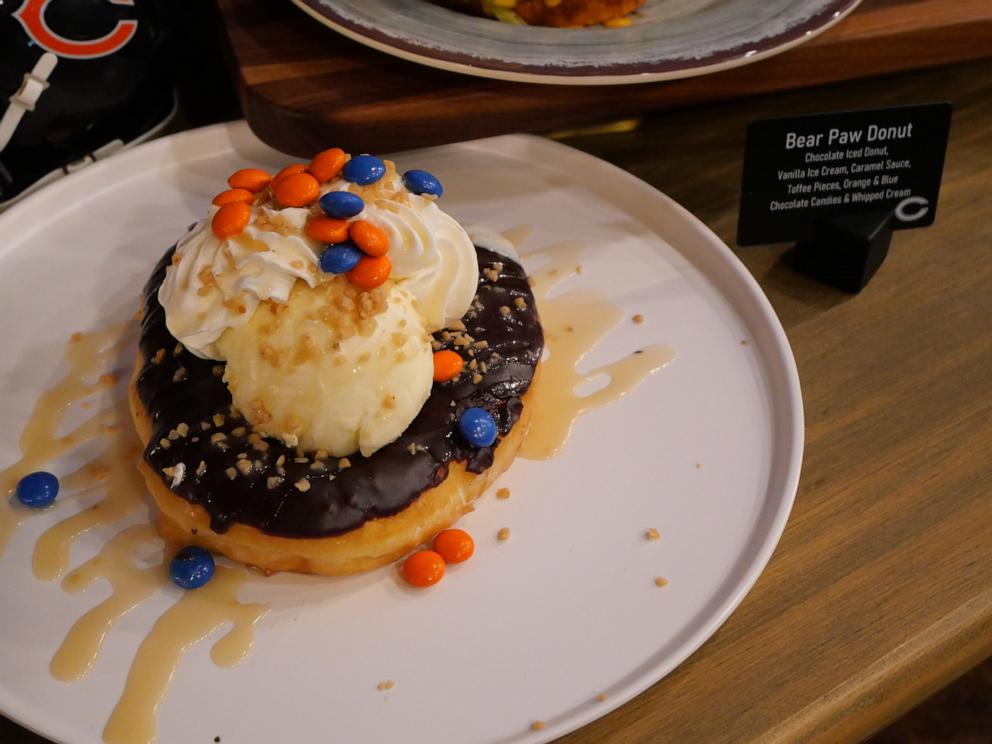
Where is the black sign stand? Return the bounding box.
[791,210,895,294]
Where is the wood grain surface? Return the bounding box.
[2,56,990,744]
[215,0,992,156]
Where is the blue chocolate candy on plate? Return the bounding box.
[16,471,59,508]
[170,546,215,589]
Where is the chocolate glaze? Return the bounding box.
[136,246,543,538]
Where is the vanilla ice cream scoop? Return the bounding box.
[216,278,433,457]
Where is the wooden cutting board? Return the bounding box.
[215,0,992,156]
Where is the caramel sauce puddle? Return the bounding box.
[520,241,675,459]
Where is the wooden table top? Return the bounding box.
[2,59,990,744]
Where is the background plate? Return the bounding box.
[0,123,802,743]
[291,0,860,84]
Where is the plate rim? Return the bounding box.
[0,122,804,744]
[289,0,862,85]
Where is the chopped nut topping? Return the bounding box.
[596,693,607,702]
[212,364,224,378]
[225,467,237,480]
[201,421,211,431]
[210,432,227,444]
[276,454,286,467]
[232,427,247,437]
[497,528,511,541]
[448,319,465,331]
[473,340,489,349]
[338,457,351,469]
[152,348,166,364]
[158,438,171,449]
[483,268,500,282]
[173,343,184,356]
[513,297,527,310]
[376,681,395,691]
[469,359,478,371]
[266,476,283,489]
[294,457,309,464]
[315,450,329,460]
[655,577,669,588]
[167,429,180,441]
[176,423,189,437]
[196,461,207,477]
[471,373,482,384]
[406,443,418,455]
[309,460,326,471]
[530,722,546,732]
[499,305,511,317]
[632,314,645,325]
[236,459,253,476]
[496,487,510,500]
[212,413,226,427]
[172,367,187,383]
[645,528,661,541]
[294,478,311,492]
[251,439,270,452]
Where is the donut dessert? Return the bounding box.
[129,150,543,576]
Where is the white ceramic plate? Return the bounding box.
[0,123,802,743]
[291,0,861,84]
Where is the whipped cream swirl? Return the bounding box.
[159,162,479,360]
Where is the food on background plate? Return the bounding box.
[128,148,544,578]
[432,0,645,27]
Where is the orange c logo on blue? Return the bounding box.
[13,0,138,59]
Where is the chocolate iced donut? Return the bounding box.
[129,245,543,575]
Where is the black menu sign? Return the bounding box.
[737,103,952,245]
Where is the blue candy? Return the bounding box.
[320,243,363,274]
[403,169,443,198]
[319,190,365,219]
[458,407,497,448]
[342,154,386,186]
[170,546,215,590]
[15,471,59,508]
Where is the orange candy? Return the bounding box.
[347,254,391,290]
[227,168,271,193]
[349,220,390,257]
[310,147,347,183]
[211,202,251,239]
[433,529,474,564]
[274,172,320,207]
[432,350,464,382]
[402,550,445,587]
[211,188,254,207]
[305,216,350,244]
[273,163,307,185]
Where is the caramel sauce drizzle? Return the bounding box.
[103,566,266,744]
[520,242,676,459]
[1,325,267,744]
[0,324,128,558]
[52,524,163,681]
